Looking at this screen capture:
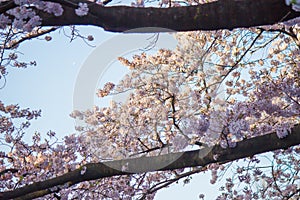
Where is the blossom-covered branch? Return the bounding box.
[1,124,300,199]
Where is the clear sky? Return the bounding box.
[0,25,224,199]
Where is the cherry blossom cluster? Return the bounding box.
[0,126,165,199]
[73,27,300,154]
[0,101,41,136]
[75,3,89,16]
[0,1,62,32]
[73,32,229,160]
[71,26,300,198]
[0,1,92,32]
[216,149,300,199]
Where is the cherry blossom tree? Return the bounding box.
[0,0,300,199]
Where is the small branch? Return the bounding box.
[141,167,206,199]
[5,27,58,49]
[217,29,264,89]
[130,143,170,157]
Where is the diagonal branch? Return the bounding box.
[4,27,58,49]
[1,125,300,200]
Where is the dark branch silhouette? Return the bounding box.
[0,0,299,32]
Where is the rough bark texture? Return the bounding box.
[1,125,300,200]
[0,0,299,32]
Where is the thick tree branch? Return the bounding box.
[43,0,300,32]
[1,0,299,32]
[1,125,300,199]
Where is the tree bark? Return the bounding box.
[0,0,299,32]
[1,125,300,200]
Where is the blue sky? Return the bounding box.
[0,26,224,199]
